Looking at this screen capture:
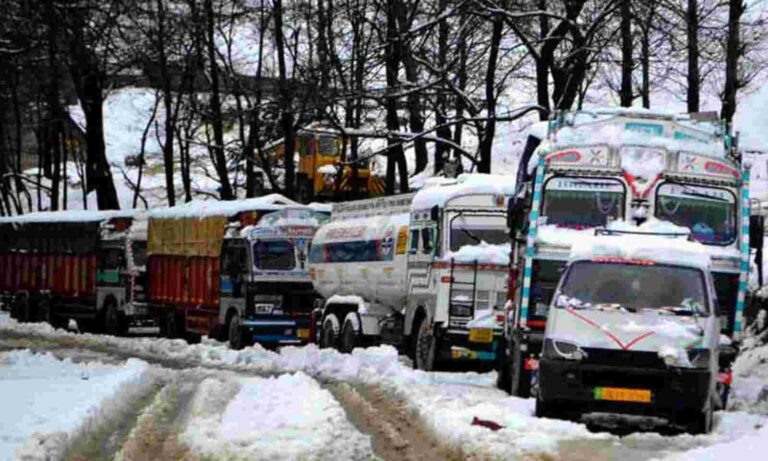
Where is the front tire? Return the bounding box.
[414,316,437,371]
[103,301,119,336]
[496,338,512,392]
[228,313,244,350]
[684,403,714,434]
[510,341,532,398]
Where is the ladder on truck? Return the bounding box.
[447,258,479,321]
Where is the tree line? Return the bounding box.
[0,0,765,214]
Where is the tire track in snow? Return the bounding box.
[328,382,464,461]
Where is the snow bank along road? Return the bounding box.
[1,311,767,461]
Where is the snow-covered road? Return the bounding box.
[1,311,767,461]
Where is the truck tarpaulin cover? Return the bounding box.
[147,216,227,308]
[0,221,101,298]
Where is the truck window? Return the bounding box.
[131,241,147,268]
[222,242,249,275]
[100,248,125,270]
[542,177,624,229]
[558,261,708,314]
[655,183,736,245]
[253,239,295,270]
[448,214,506,251]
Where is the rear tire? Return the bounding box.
[319,313,339,349]
[510,342,532,398]
[339,314,360,353]
[496,338,512,392]
[37,297,52,325]
[228,313,244,350]
[414,316,437,371]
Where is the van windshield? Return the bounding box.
[253,239,295,270]
[557,261,707,315]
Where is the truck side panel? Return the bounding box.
[148,255,220,308]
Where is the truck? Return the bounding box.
[0,210,150,334]
[536,224,723,433]
[500,109,764,408]
[310,175,513,370]
[262,122,386,203]
[147,194,326,348]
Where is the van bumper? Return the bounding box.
[437,326,501,362]
[538,358,713,417]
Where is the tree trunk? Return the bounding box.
[434,0,450,174]
[536,0,550,120]
[385,0,408,194]
[157,0,176,206]
[722,0,744,123]
[204,0,234,200]
[395,1,428,175]
[477,12,503,174]
[640,4,653,109]
[620,0,633,107]
[273,0,295,199]
[687,0,700,113]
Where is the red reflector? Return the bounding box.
[524,358,539,371]
[441,276,453,283]
[526,319,547,329]
[495,314,505,324]
[717,371,733,385]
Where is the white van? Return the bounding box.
[537,228,721,433]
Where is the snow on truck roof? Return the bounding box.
[569,219,711,270]
[148,194,301,219]
[0,209,137,224]
[411,173,515,210]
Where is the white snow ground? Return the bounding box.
[0,349,149,461]
[185,373,373,460]
[2,311,768,460]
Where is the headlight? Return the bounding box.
[543,339,587,361]
[687,348,712,369]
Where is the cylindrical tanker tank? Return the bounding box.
[309,213,410,310]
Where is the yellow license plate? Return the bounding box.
[297,329,310,340]
[468,328,493,343]
[594,387,652,403]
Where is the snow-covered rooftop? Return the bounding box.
[148,194,300,219]
[0,209,136,224]
[412,173,515,210]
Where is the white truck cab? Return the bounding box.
[537,223,720,433]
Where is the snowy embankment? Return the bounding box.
[2,312,768,460]
[0,349,149,461]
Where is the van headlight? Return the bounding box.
[543,339,587,361]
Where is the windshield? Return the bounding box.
[558,261,707,314]
[542,177,624,229]
[253,239,295,270]
[449,214,507,251]
[655,183,736,245]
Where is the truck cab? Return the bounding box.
[537,228,720,434]
[221,207,324,349]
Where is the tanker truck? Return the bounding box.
[310,175,513,370]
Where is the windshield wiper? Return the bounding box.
[461,228,481,244]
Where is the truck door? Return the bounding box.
[221,240,249,298]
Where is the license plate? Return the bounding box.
[468,328,493,343]
[594,387,652,403]
[255,303,273,313]
[297,329,310,339]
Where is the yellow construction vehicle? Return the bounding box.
[262,124,385,203]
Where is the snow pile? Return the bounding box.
[412,173,515,210]
[443,242,511,266]
[731,341,768,414]
[317,164,337,175]
[569,220,710,270]
[186,373,373,460]
[660,414,768,460]
[0,209,134,224]
[0,350,149,460]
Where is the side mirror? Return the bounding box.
[507,198,526,236]
[750,215,764,249]
[430,205,440,222]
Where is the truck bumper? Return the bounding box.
[243,314,312,347]
[437,327,502,362]
[538,358,713,418]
